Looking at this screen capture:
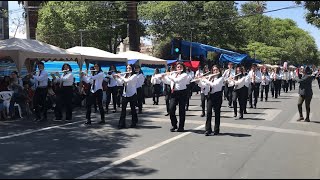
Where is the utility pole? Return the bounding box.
[126,1,140,52]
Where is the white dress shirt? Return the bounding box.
[151,75,162,85]
[222,69,235,87]
[136,73,145,88]
[270,72,281,80]
[244,74,251,88]
[162,72,189,91]
[203,76,224,94]
[186,71,195,85]
[196,79,210,96]
[105,72,118,87]
[115,74,138,97]
[282,71,289,81]
[248,70,262,83]
[33,70,48,87]
[82,72,104,93]
[234,76,246,90]
[290,71,296,80]
[261,73,270,85]
[56,72,74,86]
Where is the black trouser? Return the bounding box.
[243,86,249,113]
[33,87,48,120]
[136,87,143,112]
[165,91,171,114]
[227,86,234,107]
[200,93,207,114]
[298,95,312,119]
[185,84,191,110]
[206,91,222,133]
[119,94,138,127]
[292,80,296,90]
[288,79,293,91]
[282,80,289,93]
[106,86,117,111]
[249,83,260,107]
[260,84,269,101]
[169,89,188,130]
[117,86,124,107]
[233,87,247,117]
[272,80,281,98]
[55,86,73,120]
[153,84,161,104]
[86,89,105,122]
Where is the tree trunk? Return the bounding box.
[127,1,140,52]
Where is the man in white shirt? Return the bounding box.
[105,65,118,113]
[29,61,48,122]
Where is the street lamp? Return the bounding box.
[79,29,87,47]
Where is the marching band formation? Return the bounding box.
[26,61,316,136]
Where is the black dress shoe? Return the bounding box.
[234,114,237,117]
[297,117,304,121]
[165,113,170,116]
[200,113,205,117]
[238,116,243,119]
[177,128,185,132]
[84,121,91,125]
[213,131,219,135]
[204,131,212,136]
[98,120,106,124]
[244,111,248,114]
[112,110,117,113]
[170,126,177,132]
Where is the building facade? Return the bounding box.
[0,1,9,40]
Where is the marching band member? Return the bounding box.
[135,65,145,114]
[163,65,176,116]
[185,67,194,111]
[114,64,138,129]
[248,64,262,109]
[243,67,250,114]
[105,65,118,113]
[151,68,162,105]
[230,66,248,119]
[193,65,210,117]
[222,62,235,108]
[194,66,203,94]
[260,67,270,102]
[51,63,74,121]
[270,67,282,98]
[30,61,48,122]
[289,67,296,90]
[161,62,189,132]
[81,64,105,125]
[281,67,290,93]
[202,65,224,136]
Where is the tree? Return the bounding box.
[36,1,139,53]
[295,1,320,28]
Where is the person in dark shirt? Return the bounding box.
[296,66,313,122]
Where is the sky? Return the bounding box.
[7,1,320,50]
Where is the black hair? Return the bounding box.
[61,63,72,72]
[305,66,312,75]
[176,62,186,73]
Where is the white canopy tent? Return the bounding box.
[67,46,128,66]
[0,38,82,73]
[116,51,167,67]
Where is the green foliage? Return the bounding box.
[295,1,320,28]
[37,1,130,52]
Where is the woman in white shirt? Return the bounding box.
[161,62,189,132]
[81,64,105,125]
[194,65,210,117]
[51,63,74,120]
[260,67,270,102]
[114,64,138,129]
[202,65,224,136]
[151,68,162,105]
[105,65,118,113]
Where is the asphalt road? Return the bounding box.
[1,82,320,179]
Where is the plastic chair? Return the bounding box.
[0,91,23,118]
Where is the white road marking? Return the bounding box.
[254,109,282,121]
[140,117,320,137]
[289,112,314,124]
[75,124,205,179]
